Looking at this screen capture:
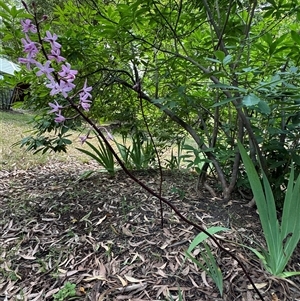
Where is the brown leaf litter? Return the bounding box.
[0,162,300,301]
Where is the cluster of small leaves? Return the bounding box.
[53,282,76,301]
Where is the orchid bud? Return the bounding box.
[107,131,114,141]
[21,1,29,11]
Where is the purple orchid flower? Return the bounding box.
[54,111,66,123]
[46,79,75,98]
[48,48,65,63]
[79,135,88,144]
[36,61,55,79]
[58,63,78,82]
[18,57,36,70]
[44,31,61,50]
[80,100,91,111]
[79,92,92,111]
[21,34,39,58]
[48,100,63,113]
[21,19,37,33]
[80,79,92,98]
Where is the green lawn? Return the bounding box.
[0,110,91,171]
[0,109,194,172]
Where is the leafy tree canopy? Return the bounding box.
[1,0,300,204]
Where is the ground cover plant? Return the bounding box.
[1,0,300,300]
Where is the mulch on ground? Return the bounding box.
[0,161,299,301]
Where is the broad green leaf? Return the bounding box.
[262,33,273,47]
[0,11,11,20]
[257,100,271,115]
[242,93,261,107]
[292,153,300,166]
[214,50,225,61]
[254,43,268,54]
[267,0,277,7]
[222,55,232,66]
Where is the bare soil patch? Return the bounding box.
[0,162,299,301]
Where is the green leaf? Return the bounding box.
[210,83,247,93]
[254,43,268,54]
[78,170,96,181]
[292,153,300,166]
[279,271,300,278]
[0,11,11,20]
[267,0,277,7]
[214,50,225,61]
[10,6,18,18]
[280,167,300,266]
[182,144,199,151]
[242,93,261,107]
[187,226,229,253]
[257,100,271,115]
[291,30,300,45]
[262,32,273,47]
[205,57,221,64]
[0,1,10,13]
[211,97,240,107]
[186,242,224,296]
[222,55,232,66]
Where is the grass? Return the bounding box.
[0,110,92,171]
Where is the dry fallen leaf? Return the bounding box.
[246,291,254,301]
[122,226,133,237]
[83,275,108,282]
[95,215,107,225]
[117,275,127,286]
[124,275,145,283]
[201,270,212,288]
[247,282,267,290]
[271,292,279,301]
